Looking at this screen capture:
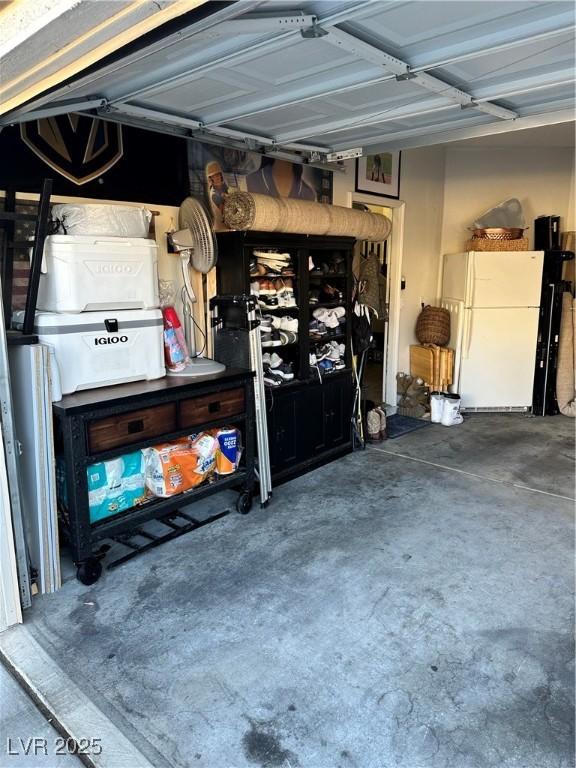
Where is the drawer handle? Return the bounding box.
[208,401,221,414]
[127,419,144,434]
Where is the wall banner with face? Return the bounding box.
[188,141,333,230]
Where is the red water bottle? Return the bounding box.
[162,307,189,371]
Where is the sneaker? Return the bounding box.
[264,369,284,387]
[317,359,334,373]
[274,278,289,295]
[258,295,279,309]
[320,283,342,302]
[254,250,290,262]
[268,352,284,367]
[270,363,294,381]
[279,316,298,332]
[262,352,272,366]
[313,307,339,329]
[261,330,282,347]
[257,279,273,295]
[279,292,297,308]
[309,289,320,305]
[262,314,281,329]
[250,281,260,296]
[279,330,298,345]
[317,343,340,362]
[309,319,327,337]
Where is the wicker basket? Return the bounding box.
[466,237,529,252]
[415,305,450,346]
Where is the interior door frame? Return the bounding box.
[347,192,405,407]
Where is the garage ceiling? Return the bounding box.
[2,0,575,162]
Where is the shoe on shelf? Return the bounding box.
[309,319,327,336]
[309,289,320,305]
[313,342,339,362]
[274,278,288,295]
[317,358,334,373]
[262,313,282,329]
[267,352,294,380]
[279,316,298,332]
[257,279,274,295]
[264,369,284,387]
[250,281,260,296]
[259,294,279,309]
[320,283,343,302]
[252,250,290,261]
[313,307,340,329]
[279,330,298,345]
[261,330,283,347]
[279,292,297,308]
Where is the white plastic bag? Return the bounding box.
[51,204,152,237]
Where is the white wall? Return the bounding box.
[395,147,446,372]
[333,147,447,373]
[334,140,574,378]
[441,146,575,255]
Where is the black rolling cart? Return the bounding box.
[53,368,255,584]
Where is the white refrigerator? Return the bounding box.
[441,250,544,411]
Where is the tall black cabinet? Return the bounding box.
[216,231,355,482]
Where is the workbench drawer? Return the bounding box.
[179,387,245,428]
[87,402,177,453]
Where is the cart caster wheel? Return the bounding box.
[236,492,253,515]
[76,558,102,585]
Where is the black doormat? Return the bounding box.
[386,414,431,439]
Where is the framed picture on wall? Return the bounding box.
[355,151,401,199]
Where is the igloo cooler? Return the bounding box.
[36,235,159,313]
[14,309,165,394]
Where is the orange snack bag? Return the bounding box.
[143,434,217,497]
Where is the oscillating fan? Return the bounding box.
[169,197,225,376]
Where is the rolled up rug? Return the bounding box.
[222,191,391,242]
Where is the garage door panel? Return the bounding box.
[142,76,256,113]
[347,2,571,59]
[2,0,574,154]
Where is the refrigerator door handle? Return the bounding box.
[463,308,473,359]
[467,252,476,307]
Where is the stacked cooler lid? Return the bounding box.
[17,204,165,395]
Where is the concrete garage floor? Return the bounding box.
[1,414,574,768]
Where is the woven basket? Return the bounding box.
[415,305,450,346]
[466,237,529,252]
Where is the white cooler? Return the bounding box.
[37,235,159,313]
[14,309,165,394]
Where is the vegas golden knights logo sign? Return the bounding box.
[21,115,123,185]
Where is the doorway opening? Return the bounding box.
[350,197,403,409]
